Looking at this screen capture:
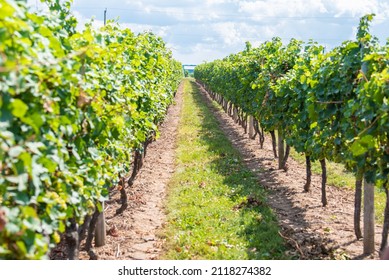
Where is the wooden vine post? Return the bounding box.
[95,201,106,247]
[359,45,375,254]
[233,106,238,123]
[354,170,363,240]
[248,116,255,139]
[363,178,375,254]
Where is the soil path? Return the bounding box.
[88,83,184,260]
[195,81,382,260]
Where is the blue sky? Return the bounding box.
[30,0,389,64]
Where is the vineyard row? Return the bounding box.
[0,0,182,259]
[194,15,388,256]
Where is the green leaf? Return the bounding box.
[22,113,44,133]
[350,135,376,156]
[96,201,103,212]
[19,152,32,173]
[310,122,318,129]
[15,192,30,205]
[0,2,15,20]
[22,206,38,218]
[39,157,58,173]
[307,104,317,120]
[300,74,306,84]
[58,221,65,233]
[16,241,27,255]
[10,99,29,118]
[360,135,375,147]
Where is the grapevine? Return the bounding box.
[0,0,182,259]
[195,14,388,254]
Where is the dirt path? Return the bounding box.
[195,81,382,260]
[88,83,184,260]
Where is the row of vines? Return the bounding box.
[195,15,388,256]
[0,0,182,259]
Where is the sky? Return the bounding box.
[29,0,389,65]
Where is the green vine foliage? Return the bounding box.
[0,0,182,259]
[195,14,388,186]
[272,42,325,156]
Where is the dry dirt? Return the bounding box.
[81,82,184,260]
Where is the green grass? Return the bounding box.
[161,78,287,260]
[289,149,356,189]
[289,149,386,224]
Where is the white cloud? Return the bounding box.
[26,0,389,64]
[204,0,236,6]
[213,22,241,46]
[238,0,388,18]
[326,0,380,17]
[238,0,324,18]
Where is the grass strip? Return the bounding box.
[162,79,287,260]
